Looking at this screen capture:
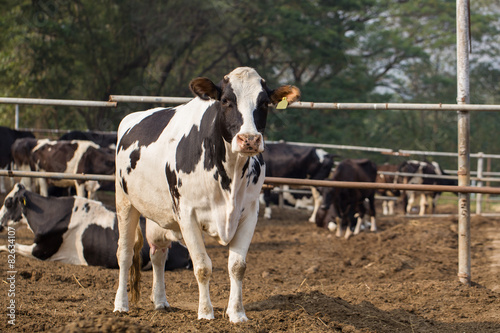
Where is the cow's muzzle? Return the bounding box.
[235,133,263,155]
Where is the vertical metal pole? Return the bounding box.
[457,0,471,285]
[476,153,484,215]
[15,104,19,129]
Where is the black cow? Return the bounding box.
[59,130,117,149]
[0,127,35,193]
[398,160,457,215]
[0,184,191,271]
[11,138,115,198]
[316,159,377,239]
[262,142,334,221]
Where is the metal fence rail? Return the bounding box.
[0,97,117,108]
[2,170,499,195]
[108,95,500,112]
[0,170,115,182]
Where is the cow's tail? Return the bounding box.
[130,222,143,304]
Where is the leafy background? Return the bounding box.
[1,0,499,169]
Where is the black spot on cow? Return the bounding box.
[241,159,249,179]
[129,149,141,171]
[176,104,231,191]
[121,177,128,195]
[74,206,78,212]
[252,91,270,133]
[83,203,90,213]
[117,108,176,152]
[21,192,75,260]
[176,124,204,174]
[82,219,120,268]
[249,154,264,185]
[165,163,180,213]
[35,142,79,173]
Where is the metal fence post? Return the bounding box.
[15,104,19,129]
[476,153,484,215]
[457,0,471,286]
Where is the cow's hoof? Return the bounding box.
[198,312,215,320]
[154,301,170,310]
[327,222,337,232]
[227,311,249,323]
[113,305,129,313]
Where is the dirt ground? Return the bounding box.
[1,192,500,333]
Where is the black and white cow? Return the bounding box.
[113,67,300,323]
[59,130,117,149]
[262,143,334,221]
[316,159,377,239]
[0,184,191,270]
[0,127,35,193]
[11,138,115,199]
[398,160,457,215]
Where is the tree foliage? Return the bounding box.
[0,0,499,168]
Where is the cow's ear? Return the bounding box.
[189,77,221,101]
[270,85,301,105]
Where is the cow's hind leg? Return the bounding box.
[0,244,37,259]
[368,195,377,232]
[308,186,322,223]
[406,192,415,214]
[145,219,171,310]
[263,189,272,219]
[226,203,259,323]
[114,187,141,313]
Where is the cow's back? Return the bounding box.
[263,143,318,178]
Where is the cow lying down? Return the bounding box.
[0,184,191,270]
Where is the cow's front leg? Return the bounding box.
[179,215,213,320]
[419,194,427,216]
[226,204,259,323]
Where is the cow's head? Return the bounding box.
[189,67,300,156]
[0,183,29,232]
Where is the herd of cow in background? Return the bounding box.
[0,127,458,237]
[0,125,458,268]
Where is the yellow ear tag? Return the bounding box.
[276,97,288,110]
[21,197,27,206]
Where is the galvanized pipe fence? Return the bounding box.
[0,3,492,286]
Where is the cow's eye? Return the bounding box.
[221,98,229,106]
[5,198,12,209]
